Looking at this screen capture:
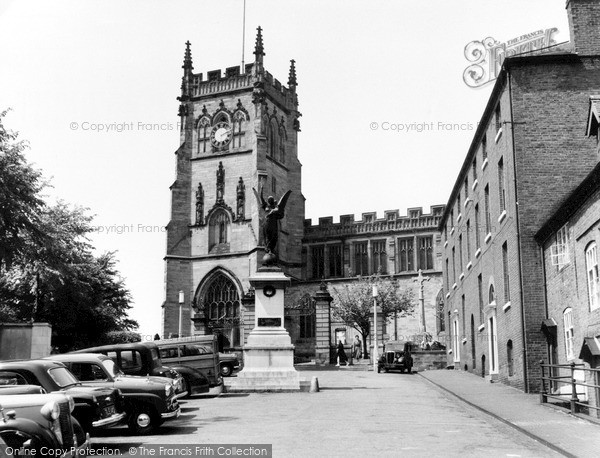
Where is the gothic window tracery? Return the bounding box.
[197,117,211,154]
[201,273,241,347]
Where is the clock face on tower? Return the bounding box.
[210,122,232,148]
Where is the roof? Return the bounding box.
[535,161,600,243]
[0,359,65,370]
[579,336,600,362]
[73,341,158,353]
[47,353,110,363]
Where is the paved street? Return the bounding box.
[92,368,567,457]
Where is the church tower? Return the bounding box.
[162,28,304,348]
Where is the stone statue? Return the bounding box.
[253,186,292,265]
[216,162,225,203]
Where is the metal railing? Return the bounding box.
[540,361,600,416]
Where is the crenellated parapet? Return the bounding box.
[304,205,445,240]
[179,27,298,112]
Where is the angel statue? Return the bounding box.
[253,186,292,265]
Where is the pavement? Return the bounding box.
[92,362,600,457]
[419,369,600,458]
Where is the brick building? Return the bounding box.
[162,27,444,360]
[534,104,600,412]
[439,0,600,392]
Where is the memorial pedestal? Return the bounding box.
[225,267,300,392]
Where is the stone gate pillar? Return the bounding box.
[313,282,332,365]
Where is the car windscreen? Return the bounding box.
[150,347,162,364]
[102,359,123,377]
[48,367,79,388]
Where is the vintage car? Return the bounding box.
[377,341,414,374]
[47,353,180,435]
[156,335,236,379]
[75,342,210,397]
[0,392,89,456]
[0,360,126,434]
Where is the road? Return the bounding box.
[92,369,560,457]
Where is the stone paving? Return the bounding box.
[91,366,579,457]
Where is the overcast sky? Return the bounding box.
[0,0,569,337]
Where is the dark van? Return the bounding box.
[155,336,231,382]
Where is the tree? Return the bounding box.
[0,110,46,269]
[0,112,138,350]
[330,274,414,357]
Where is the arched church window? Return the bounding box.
[197,118,210,154]
[232,111,247,149]
[209,210,230,252]
[202,273,241,347]
[268,120,278,157]
[278,126,286,163]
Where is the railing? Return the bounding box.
[540,360,600,416]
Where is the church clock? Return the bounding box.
[210,121,232,148]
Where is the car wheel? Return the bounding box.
[220,364,233,377]
[128,407,157,436]
[71,417,87,446]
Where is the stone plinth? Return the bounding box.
[225,267,300,392]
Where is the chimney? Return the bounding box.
[567,0,600,55]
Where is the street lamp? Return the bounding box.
[178,290,184,338]
[372,285,378,373]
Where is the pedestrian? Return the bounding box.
[353,335,362,360]
[336,340,348,366]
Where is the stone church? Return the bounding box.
[162,28,444,360]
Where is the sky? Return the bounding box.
[0,0,570,338]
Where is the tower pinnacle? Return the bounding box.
[254,26,265,60]
[288,59,297,90]
[182,40,193,72]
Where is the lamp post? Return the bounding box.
[414,269,430,333]
[372,285,378,373]
[178,290,184,338]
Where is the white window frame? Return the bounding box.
[563,307,574,360]
[551,223,570,268]
[585,242,600,311]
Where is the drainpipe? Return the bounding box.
[508,72,529,392]
[539,243,550,365]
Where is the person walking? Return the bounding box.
[336,340,348,366]
[353,335,362,360]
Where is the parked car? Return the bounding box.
[74,342,210,397]
[156,335,234,380]
[0,360,126,434]
[47,353,181,435]
[377,341,414,374]
[0,392,89,456]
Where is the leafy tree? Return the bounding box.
[0,112,137,350]
[330,274,414,357]
[0,109,46,269]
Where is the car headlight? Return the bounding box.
[41,401,60,421]
[165,384,172,397]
